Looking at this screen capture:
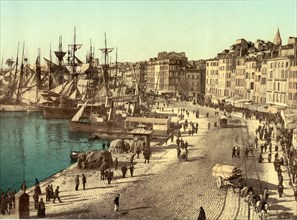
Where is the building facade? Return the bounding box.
[146,51,187,96]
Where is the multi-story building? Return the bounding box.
[234,57,246,99]
[287,37,297,109]
[204,29,297,109]
[146,51,187,96]
[289,57,297,109]
[244,57,257,101]
[266,57,290,106]
[180,60,206,100]
[217,53,232,98]
[205,58,219,103]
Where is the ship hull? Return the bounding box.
[68,121,128,139]
[0,104,42,112]
[42,106,79,119]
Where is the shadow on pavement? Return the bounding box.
[45,209,91,218]
[246,178,278,193]
[121,206,152,212]
[83,185,115,190]
[225,125,247,129]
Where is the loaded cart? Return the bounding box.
[212,164,246,189]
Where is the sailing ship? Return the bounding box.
[0,43,44,112]
[40,28,99,119]
[68,33,143,135]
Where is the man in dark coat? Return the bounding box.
[232,146,236,158]
[121,165,127,178]
[114,194,120,212]
[46,185,51,201]
[82,174,87,190]
[53,186,62,203]
[75,175,79,191]
[114,157,118,170]
[106,169,114,184]
[129,164,134,177]
[37,198,45,217]
[197,206,206,220]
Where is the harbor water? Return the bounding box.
[0,112,106,191]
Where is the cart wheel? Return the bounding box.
[217,177,223,188]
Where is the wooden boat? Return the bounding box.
[70,150,82,161]
[43,105,79,119]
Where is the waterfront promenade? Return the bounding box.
[2,101,296,219]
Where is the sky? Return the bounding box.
[0,0,296,66]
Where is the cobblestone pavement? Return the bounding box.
[2,101,296,219]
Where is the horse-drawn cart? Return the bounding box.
[212,164,245,189]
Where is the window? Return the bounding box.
[281,70,284,79]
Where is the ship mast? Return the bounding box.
[114,47,118,92]
[99,33,114,106]
[9,43,19,100]
[54,36,66,84]
[48,44,52,90]
[16,42,25,103]
[68,27,82,85]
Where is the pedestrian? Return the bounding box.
[21,181,27,192]
[34,183,41,196]
[82,174,86,190]
[245,147,249,158]
[33,192,39,209]
[114,194,120,212]
[45,185,50,201]
[129,164,134,177]
[100,168,106,180]
[1,194,6,215]
[106,169,114,184]
[184,141,188,150]
[278,174,284,186]
[232,146,236,158]
[37,198,45,218]
[121,165,127,178]
[258,153,263,163]
[136,148,141,159]
[176,137,180,147]
[208,123,210,129]
[263,187,269,201]
[278,184,283,198]
[75,175,79,191]
[102,142,106,150]
[177,147,181,158]
[130,153,136,164]
[236,146,240,158]
[49,185,54,199]
[144,148,151,164]
[53,186,62,203]
[35,178,40,185]
[114,157,118,170]
[197,206,206,220]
